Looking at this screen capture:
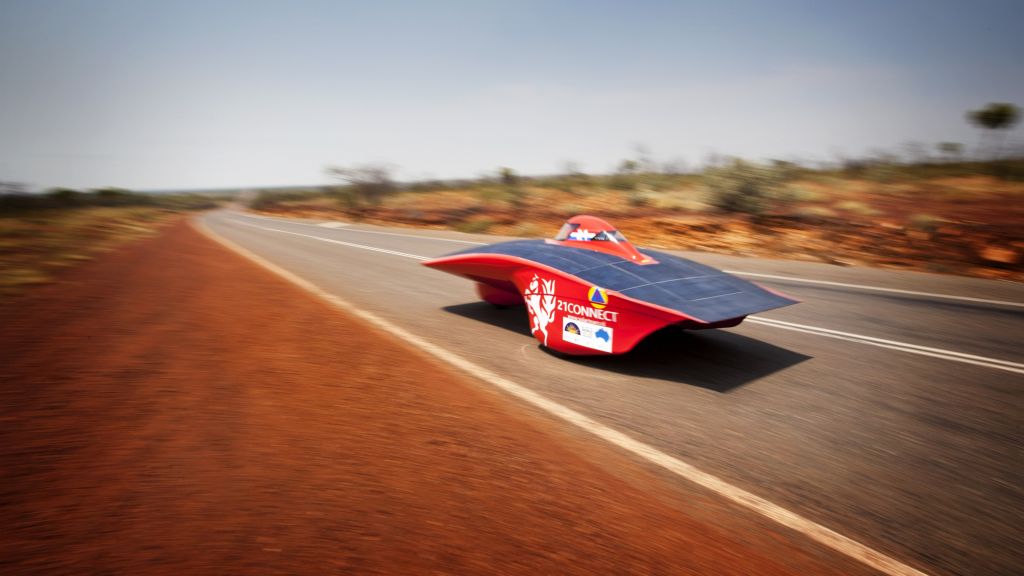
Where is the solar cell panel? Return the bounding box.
[447,241,796,323]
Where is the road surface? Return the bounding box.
[201,210,1024,576]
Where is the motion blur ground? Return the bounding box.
[0,221,870,575]
[203,210,1024,576]
[2,2,1021,572]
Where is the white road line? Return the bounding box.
[230,217,1024,375]
[316,225,485,244]
[195,217,930,576]
[747,317,1024,375]
[237,212,485,244]
[233,220,429,260]
[318,222,350,228]
[728,271,1024,308]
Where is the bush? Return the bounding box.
[628,186,657,207]
[154,193,218,210]
[93,188,150,206]
[770,159,806,182]
[792,206,838,221]
[504,184,527,208]
[48,188,85,206]
[834,200,879,216]
[0,188,189,213]
[908,214,943,233]
[249,189,323,211]
[703,159,785,215]
[456,219,494,233]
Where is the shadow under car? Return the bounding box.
[442,302,811,392]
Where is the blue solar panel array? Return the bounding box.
[446,240,796,323]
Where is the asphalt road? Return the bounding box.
[201,210,1024,576]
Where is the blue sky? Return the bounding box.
[1,0,1022,190]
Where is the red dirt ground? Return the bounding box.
[0,221,872,575]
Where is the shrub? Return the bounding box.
[0,188,194,213]
[908,214,943,233]
[504,185,527,209]
[557,203,584,217]
[246,189,316,210]
[792,206,838,221]
[47,188,85,206]
[628,186,658,207]
[456,219,494,233]
[834,200,879,216]
[651,193,710,212]
[703,159,785,215]
[608,173,638,191]
[93,188,149,206]
[511,222,540,237]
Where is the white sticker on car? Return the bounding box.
[562,317,613,352]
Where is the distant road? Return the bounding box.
[202,210,1024,576]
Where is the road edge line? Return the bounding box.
[193,217,930,576]
[746,318,1024,374]
[726,270,1024,308]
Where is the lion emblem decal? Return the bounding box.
[523,274,557,345]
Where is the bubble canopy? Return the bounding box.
[551,215,654,264]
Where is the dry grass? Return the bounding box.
[834,200,880,216]
[792,206,839,220]
[0,206,181,296]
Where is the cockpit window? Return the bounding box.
[593,230,627,242]
[554,222,579,241]
[555,222,627,242]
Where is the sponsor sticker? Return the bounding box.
[562,317,613,352]
[556,300,618,323]
[523,274,557,346]
[587,286,608,309]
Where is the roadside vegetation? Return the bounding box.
[0,187,220,296]
[246,153,1024,281]
[247,103,1022,280]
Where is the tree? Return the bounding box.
[326,163,397,207]
[967,102,1020,159]
[557,161,590,194]
[631,143,654,173]
[609,159,640,191]
[0,181,28,195]
[498,166,518,186]
[901,140,929,164]
[47,188,84,206]
[617,159,639,174]
[936,142,963,163]
[661,157,688,175]
[561,160,582,176]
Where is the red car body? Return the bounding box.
[424,215,796,356]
